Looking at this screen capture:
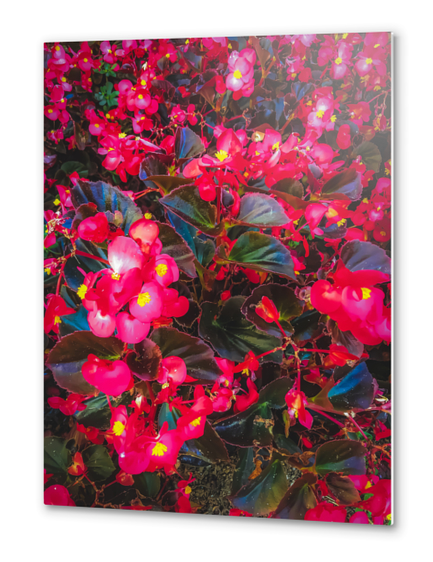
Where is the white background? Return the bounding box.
[1,1,431,560]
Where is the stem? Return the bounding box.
[345,413,368,439]
[75,250,110,265]
[313,409,345,427]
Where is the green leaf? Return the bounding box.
[327,363,375,411]
[273,473,317,519]
[237,193,289,227]
[44,436,72,476]
[157,222,197,278]
[63,239,107,292]
[321,168,362,201]
[241,284,303,338]
[315,439,366,476]
[257,377,293,409]
[230,459,288,517]
[214,402,274,447]
[133,472,161,498]
[82,445,115,481]
[175,126,205,159]
[199,296,283,363]
[222,232,296,280]
[75,392,131,430]
[126,338,162,381]
[325,473,361,506]
[341,240,391,275]
[59,305,90,337]
[47,331,124,394]
[160,185,222,236]
[354,141,382,172]
[71,180,142,234]
[167,211,215,267]
[150,327,222,384]
[231,448,255,495]
[145,175,193,194]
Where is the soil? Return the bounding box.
[179,456,303,516]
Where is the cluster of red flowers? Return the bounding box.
[44,32,391,523]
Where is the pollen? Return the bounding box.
[151,442,168,456]
[374,43,380,48]
[144,213,152,219]
[94,123,100,128]
[361,287,372,300]
[233,69,242,79]
[54,198,60,206]
[155,264,168,277]
[316,110,325,119]
[113,421,125,436]
[380,231,387,237]
[55,46,60,51]
[61,77,67,82]
[141,80,146,86]
[215,150,228,162]
[48,109,53,114]
[111,272,121,280]
[272,141,280,151]
[137,292,152,307]
[335,57,342,65]
[77,284,88,299]
[83,58,88,63]
[138,94,144,99]
[337,218,346,226]
[184,485,192,495]
[342,33,348,39]
[161,382,170,389]
[330,114,337,122]
[242,368,250,377]
[118,133,126,138]
[54,316,62,325]
[190,417,202,427]
[366,58,373,65]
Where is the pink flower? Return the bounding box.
[44,485,75,506]
[82,355,132,396]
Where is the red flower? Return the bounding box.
[82,355,132,396]
[285,388,313,429]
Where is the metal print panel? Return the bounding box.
[44,33,392,523]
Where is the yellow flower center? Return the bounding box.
[151,442,168,456]
[330,115,337,122]
[77,284,88,299]
[83,58,88,63]
[342,33,348,39]
[215,150,228,162]
[137,292,152,307]
[55,46,60,51]
[185,485,192,494]
[113,421,125,436]
[337,218,346,227]
[53,198,60,206]
[144,213,152,219]
[190,417,202,427]
[141,80,146,86]
[361,288,372,300]
[48,109,53,114]
[54,316,62,325]
[366,58,373,65]
[61,77,67,82]
[111,272,121,280]
[374,43,380,48]
[233,70,242,79]
[138,94,143,99]
[118,133,126,138]
[161,382,170,389]
[272,141,280,151]
[155,264,168,277]
[94,123,100,128]
[316,110,325,119]
[380,231,387,237]
[335,57,342,65]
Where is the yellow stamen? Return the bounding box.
[272,141,280,151]
[113,421,125,436]
[215,150,228,162]
[316,110,325,119]
[242,368,250,377]
[77,284,88,299]
[144,213,152,219]
[118,133,126,138]
[361,288,372,300]
[155,264,168,277]
[151,442,168,456]
[374,43,380,48]
[185,485,192,494]
[54,316,62,325]
[137,292,152,307]
[335,57,342,65]
[111,272,121,280]
[366,58,373,65]
[330,114,337,122]
[233,69,242,79]
[161,382,169,389]
[53,198,60,206]
[190,417,202,428]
